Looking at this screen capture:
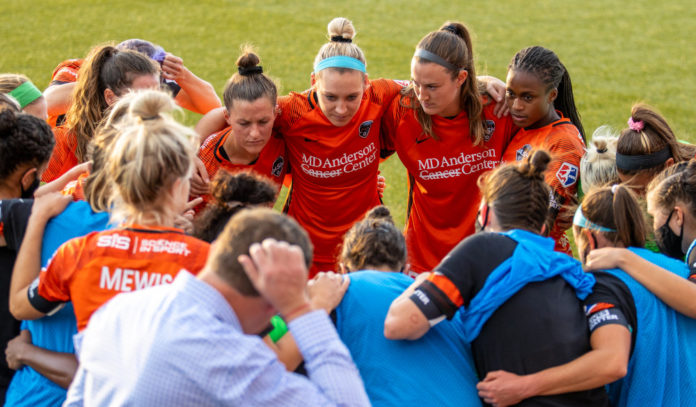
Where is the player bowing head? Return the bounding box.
[42,44,160,183]
[10,90,209,332]
[501,46,585,254]
[197,47,284,210]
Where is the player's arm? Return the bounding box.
[161,53,221,115]
[9,192,72,320]
[5,330,78,389]
[44,82,76,119]
[477,324,629,406]
[194,106,227,143]
[384,271,460,340]
[586,247,696,318]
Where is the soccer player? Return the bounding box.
[9,90,209,332]
[584,160,696,318]
[501,46,586,255]
[196,48,285,206]
[381,22,516,275]
[0,110,54,404]
[614,103,696,194]
[477,184,696,407]
[41,44,161,182]
[0,74,47,121]
[44,39,220,127]
[384,150,609,406]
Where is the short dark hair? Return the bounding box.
[210,208,313,296]
[0,110,54,180]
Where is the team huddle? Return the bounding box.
[0,15,695,407]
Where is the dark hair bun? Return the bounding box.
[365,205,394,224]
[236,46,261,69]
[521,149,551,179]
[440,22,468,40]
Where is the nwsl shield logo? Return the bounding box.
[271,157,284,177]
[556,162,578,188]
[516,144,532,161]
[484,120,495,142]
[359,120,373,138]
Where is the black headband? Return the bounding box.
[238,66,263,76]
[442,25,458,35]
[615,146,672,171]
[330,36,352,43]
[413,48,460,71]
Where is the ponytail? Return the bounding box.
[577,185,645,248]
[580,125,619,194]
[66,44,158,163]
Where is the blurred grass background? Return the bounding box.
[2,0,694,229]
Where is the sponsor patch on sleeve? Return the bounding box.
[556,162,579,188]
[585,302,628,332]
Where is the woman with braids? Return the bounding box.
[196,47,285,207]
[0,74,47,121]
[501,46,586,255]
[478,184,696,407]
[614,103,695,194]
[9,90,209,333]
[41,44,160,182]
[381,22,516,275]
[384,150,608,406]
[0,110,54,403]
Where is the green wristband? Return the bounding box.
[268,315,289,343]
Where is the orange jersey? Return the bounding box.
[197,126,286,208]
[275,79,404,275]
[501,117,585,254]
[37,226,209,331]
[48,59,83,127]
[42,126,78,183]
[382,96,516,274]
[61,172,89,201]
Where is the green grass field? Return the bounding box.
[2,0,695,229]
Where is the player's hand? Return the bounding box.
[477,370,531,407]
[31,192,72,222]
[161,53,185,82]
[479,75,509,118]
[376,172,386,198]
[238,239,310,318]
[308,272,350,313]
[5,330,31,370]
[189,157,210,196]
[34,161,92,198]
[585,247,631,271]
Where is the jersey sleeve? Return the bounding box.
[583,272,637,352]
[50,59,81,85]
[37,238,84,304]
[544,127,584,211]
[379,96,403,156]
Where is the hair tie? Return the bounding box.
[151,49,166,64]
[238,66,263,76]
[141,115,159,121]
[442,25,458,35]
[330,35,352,43]
[611,184,619,195]
[414,48,460,72]
[628,117,644,132]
